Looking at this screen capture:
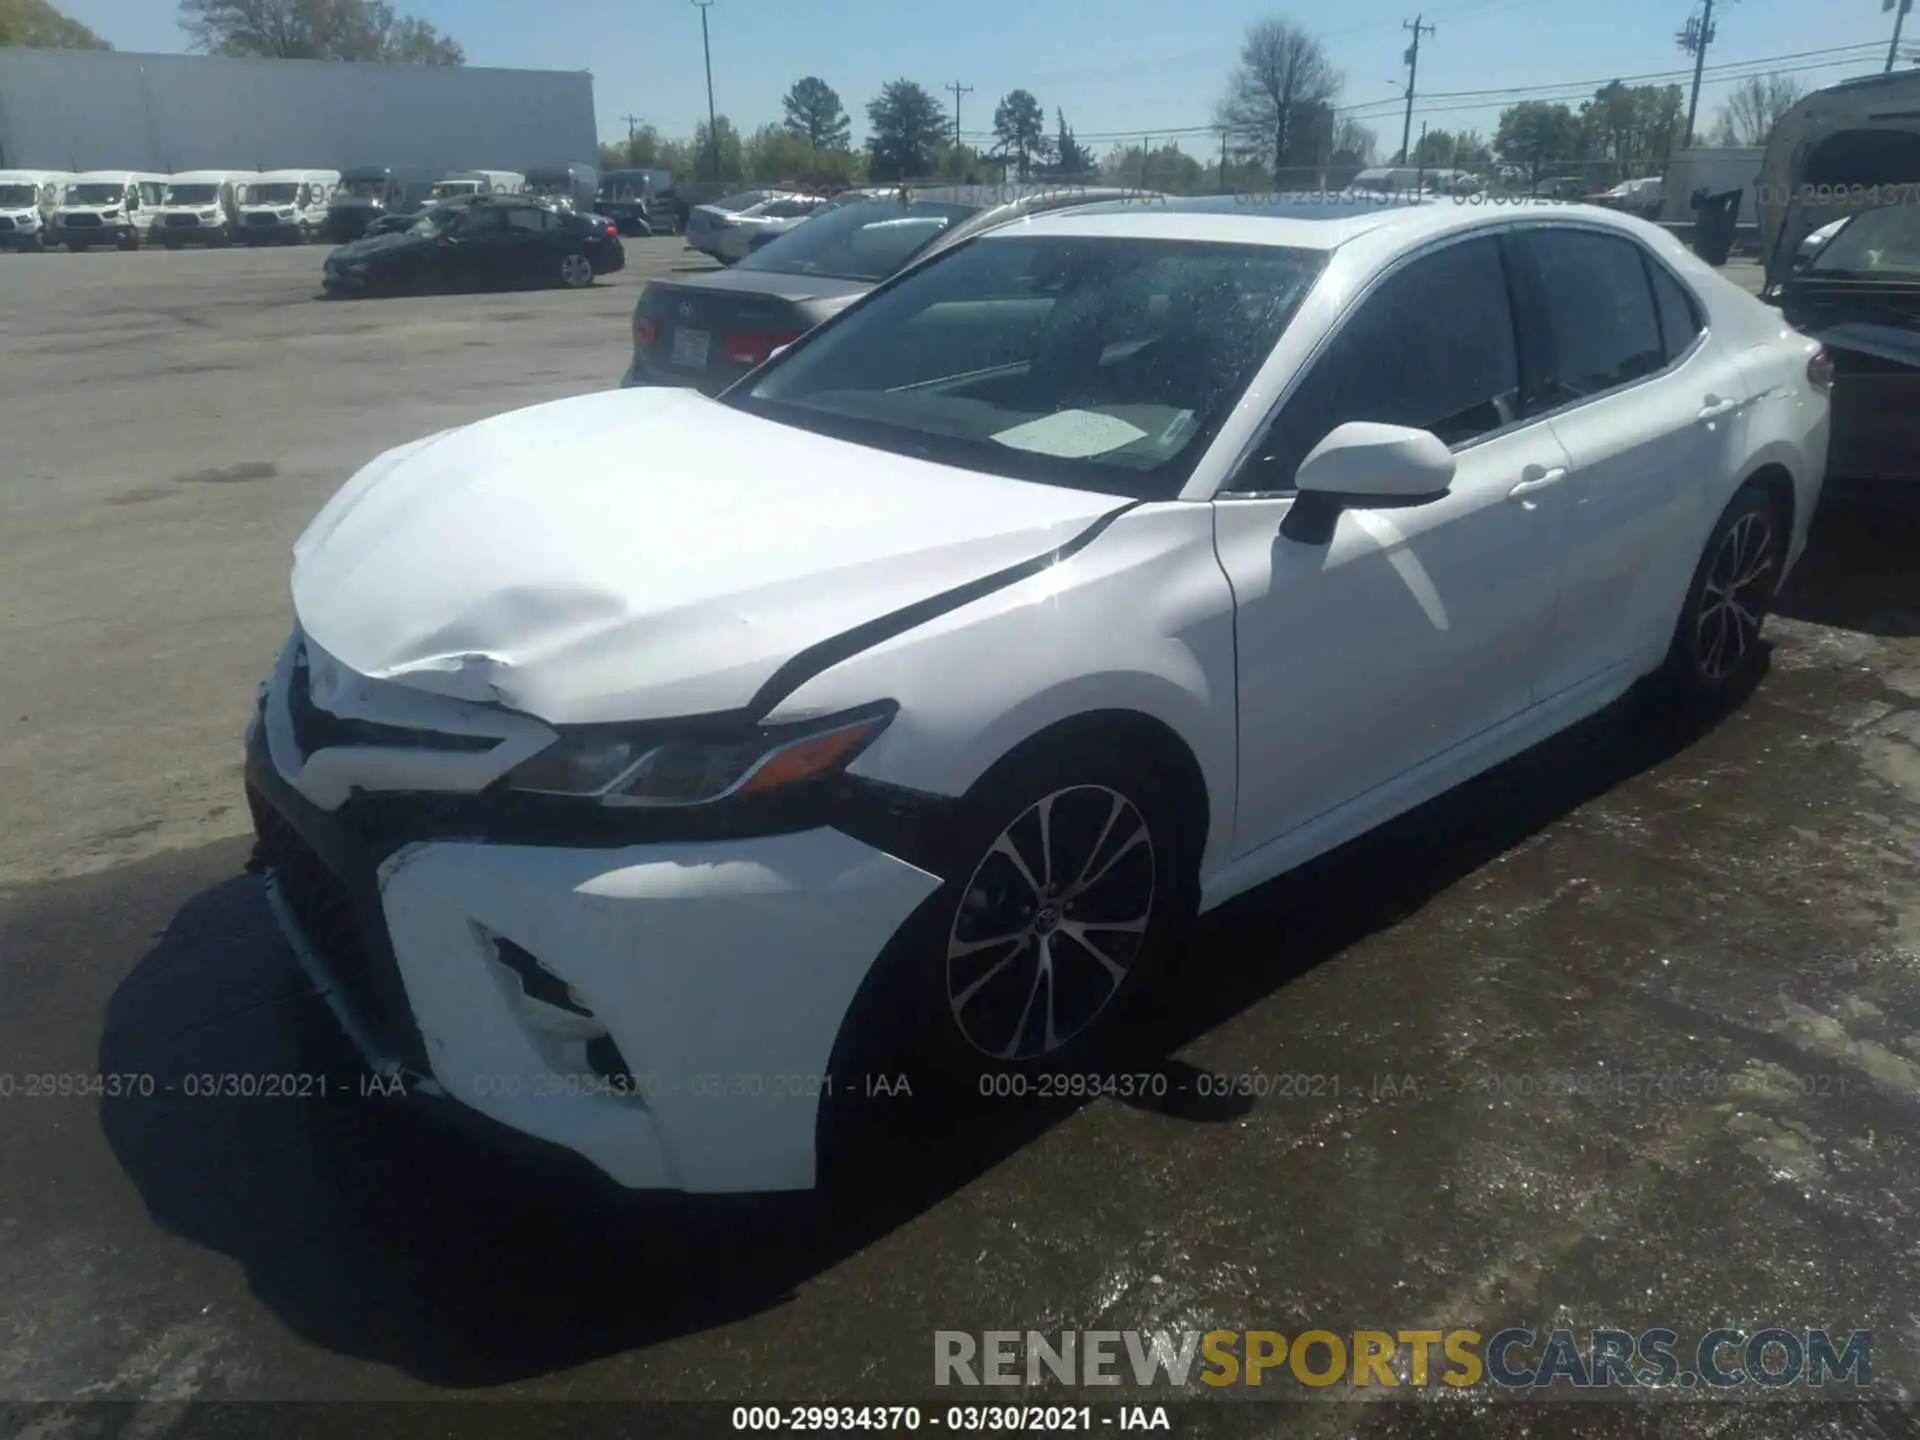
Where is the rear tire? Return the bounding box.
[1657,483,1787,704]
[557,252,594,289]
[844,731,1198,1089]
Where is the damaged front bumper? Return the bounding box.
[244,638,943,1192]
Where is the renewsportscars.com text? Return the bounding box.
[934,1327,1872,1391]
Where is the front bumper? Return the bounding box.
[244,654,941,1192]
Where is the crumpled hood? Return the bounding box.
[291,387,1127,725]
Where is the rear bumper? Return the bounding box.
[621,346,747,395]
[243,659,940,1193]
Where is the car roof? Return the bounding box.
[1002,194,1611,251]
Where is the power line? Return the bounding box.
[945,81,974,151]
[965,40,1889,150]
[1399,15,1438,163]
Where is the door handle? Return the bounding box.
[1697,395,1741,422]
[1508,466,1568,502]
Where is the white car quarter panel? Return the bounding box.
[378,830,941,1193]
[764,504,1242,879]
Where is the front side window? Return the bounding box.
[732,234,1326,498]
[1511,228,1667,404]
[455,207,508,236]
[1239,236,1521,492]
[1807,204,1920,278]
[505,207,547,233]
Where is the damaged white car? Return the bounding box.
[248,197,1830,1193]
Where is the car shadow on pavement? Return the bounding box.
[94,675,1751,1390]
[1774,487,1920,638]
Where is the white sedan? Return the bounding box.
[247,197,1831,1193]
[711,193,830,263]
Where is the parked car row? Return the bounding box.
[0,162,608,251]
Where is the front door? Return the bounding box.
[1214,233,1575,855]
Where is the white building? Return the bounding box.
[0,48,597,174]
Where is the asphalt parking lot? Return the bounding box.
[2,240,1919,1435]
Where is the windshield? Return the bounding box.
[735,199,979,282]
[337,177,384,199]
[432,181,479,198]
[165,184,221,205]
[730,234,1327,498]
[249,183,300,204]
[0,184,38,207]
[67,184,125,206]
[1807,204,1920,278]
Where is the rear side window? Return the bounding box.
[1241,236,1521,491]
[505,207,547,233]
[1511,229,1667,405]
[1646,259,1704,363]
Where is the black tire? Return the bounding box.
[297,222,313,245]
[118,233,138,251]
[557,251,595,289]
[67,240,89,253]
[1657,483,1787,703]
[848,730,1199,1089]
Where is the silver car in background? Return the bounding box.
[626,184,1160,395]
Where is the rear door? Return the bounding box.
[1506,225,1752,697]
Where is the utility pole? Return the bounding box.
[1218,127,1228,193]
[1889,0,1914,74]
[621,113,644,149]
[1415,120,1428,189]
[1399,15,1435,165]
[945,82,973,153]
[691,0,720,183]
[1678,0,1717,147]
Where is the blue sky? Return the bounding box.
[55,0,1914,158]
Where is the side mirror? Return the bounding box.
[1293,421,1456,505]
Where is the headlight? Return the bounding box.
[505,705,894,807]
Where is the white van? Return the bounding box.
[0,170,72,251]
[152,170,259,248]
[56,171,170,251]
[427,170,525,204]
[236,169,340,245]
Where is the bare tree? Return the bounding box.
[1215,17,1344,182]
[1715,72,1802,146]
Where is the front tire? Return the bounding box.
[557,251,594,289]
[1659,484,1787,702]
[855,733,1198,1087]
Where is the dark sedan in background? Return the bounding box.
[323,197,624,297]
[624,185,1153,394]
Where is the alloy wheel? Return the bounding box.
[560,253,593,288]
[945,785,1156,1061]
[1696,510,1776,682]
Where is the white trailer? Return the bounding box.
[0,49,596,177]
